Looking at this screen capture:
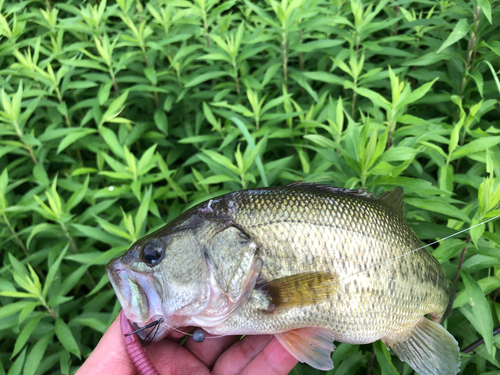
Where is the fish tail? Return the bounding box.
[383,317,460,375]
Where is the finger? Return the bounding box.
[144,337,210,375]
[184,332,240,368]
[76,315,136,375]
[212,335,274,375]
[239,336,298,375]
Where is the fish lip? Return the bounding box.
[106,258,164,326]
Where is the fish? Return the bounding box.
[106,182,460,375]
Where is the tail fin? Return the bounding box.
[383,317,460,375]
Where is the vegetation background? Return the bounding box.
[1,0,500,374]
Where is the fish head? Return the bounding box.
[106,213,211,341]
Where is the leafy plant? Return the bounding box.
[1,0,500,374]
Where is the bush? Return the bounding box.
[1,0,499,373]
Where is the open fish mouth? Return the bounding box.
[106,258,169,341]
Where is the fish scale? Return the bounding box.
[107,182,460,375]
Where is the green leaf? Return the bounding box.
[12,315,43,358]
[203,102,218,129]
[27,223,59,249]
[354,87,391,111]
[478,0,492,24]
[98,82,113,106]
[71,167,98,176]
[137,145,157,176]
[484,61,500,96]
[33,163,49,187]
[289,72,318,102]
[454,276,500,308]
[0,291,37,298]
[57,129,97,154]
[437,19,469,53]
[185,71,230,88]
[198,175,240,185]
[451,136,500,161]
[66,175,89,212]
[231,117,268,186]
[374,341,399,375]
[134,187,152,239]
[99,126,125,159]
[95,217,133,241]
[302,71,344,85]
[7,347,26,375]
[154,109,168,135]
[304,134,338,150]
[55,318,81,358]
[201,149,240,175]
[43,244,70,298]
[101,90,129,124]
[291,39,344,52]
[405,198,471,223]
[178,135,221,144]
[398,78,439,108]
[23,332,53,375]
[0,301,32,320]
[461,271,494,355]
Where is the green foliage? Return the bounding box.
[1,0,499,373]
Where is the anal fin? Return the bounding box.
[275,327,335,371]
[383,317,460,375]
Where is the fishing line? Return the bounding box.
[341,213,500,281]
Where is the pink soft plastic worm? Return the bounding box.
[120,309,160,375]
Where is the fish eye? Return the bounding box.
[141,239,164,267]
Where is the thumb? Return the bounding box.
[76,315,136,375]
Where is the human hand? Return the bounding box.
[76,313,298,375]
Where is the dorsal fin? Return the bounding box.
[283,181,375,198]
[284,182,405,218]
[376,187,405,219]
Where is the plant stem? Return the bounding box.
[3,214,47,281]
[13,122,38,164]
[299,28,305,97]
[233,61,240,94]
[366,345,375,375]
[393,5,400,36]
[25,144,38,164]
[452,235,471,284]
[386,110,395,150]
[43,301,58,319]
[110,69,120,97]
[3,214,29,257]
[282,31,288,85]
[144,54,159,109]
[462,326,500,353]
[203,12,210,48]
[460,6,480,93]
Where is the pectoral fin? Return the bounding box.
[275,327,335,371]
[383,317,460,375]
[256,271,338,312]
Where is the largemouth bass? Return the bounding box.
[106,182,460,375]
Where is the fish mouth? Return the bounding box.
[106,258,168,341]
